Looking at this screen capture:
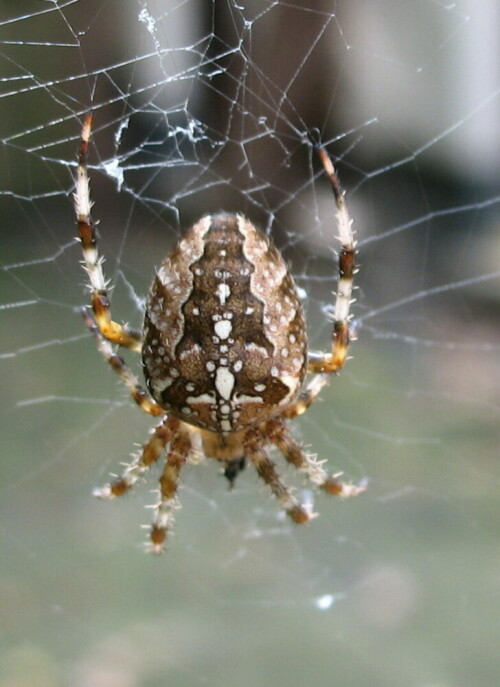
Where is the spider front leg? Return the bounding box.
[75,114,142,352]
[308,147,357,375]
[81,308,164,417]
[283,373,329,419]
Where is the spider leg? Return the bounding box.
[82,308,164,416]
[94,416,178,499]
[308,147,356,375]
[244,428,311,524]
[75,114,142,352]
[266,417,366,498]
[283,373,329,419]
[148,431,191,553]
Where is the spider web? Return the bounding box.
[1,2,499,686]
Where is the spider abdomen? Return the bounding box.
[142,213,307,434]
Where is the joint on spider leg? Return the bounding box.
[244,429,312,525]
[338,245,356,279]
[80,113,93,150]
[283,374,330,419]
[75,114,143,353]
[93,468,135,500]
[333,319,351,362]
[94,418,175,504]
[265,419,303,469]
[149,525,168,555]
[146,492,180,554]
[144,434,190,553]
[146,495,181,554]
[288,504,312,524]
[266,418,366,501]
[307,321,351,374]
[93,480,126,499]
[93,453,146,500]
[320,474,368,498]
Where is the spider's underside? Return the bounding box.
[75,114,365,552]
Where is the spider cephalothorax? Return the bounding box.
[75,114,365,552]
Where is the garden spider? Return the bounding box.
[75,114,365,552]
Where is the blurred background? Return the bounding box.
[1,1,498,686]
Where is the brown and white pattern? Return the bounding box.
[76,114,365,553]
[142,213,307,435]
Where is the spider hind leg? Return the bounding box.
[266,417,366,498]
[244,428,312,524]
[94,416,178,499]
[94,416,192,552]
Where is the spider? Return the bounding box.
[75,114,365,552]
